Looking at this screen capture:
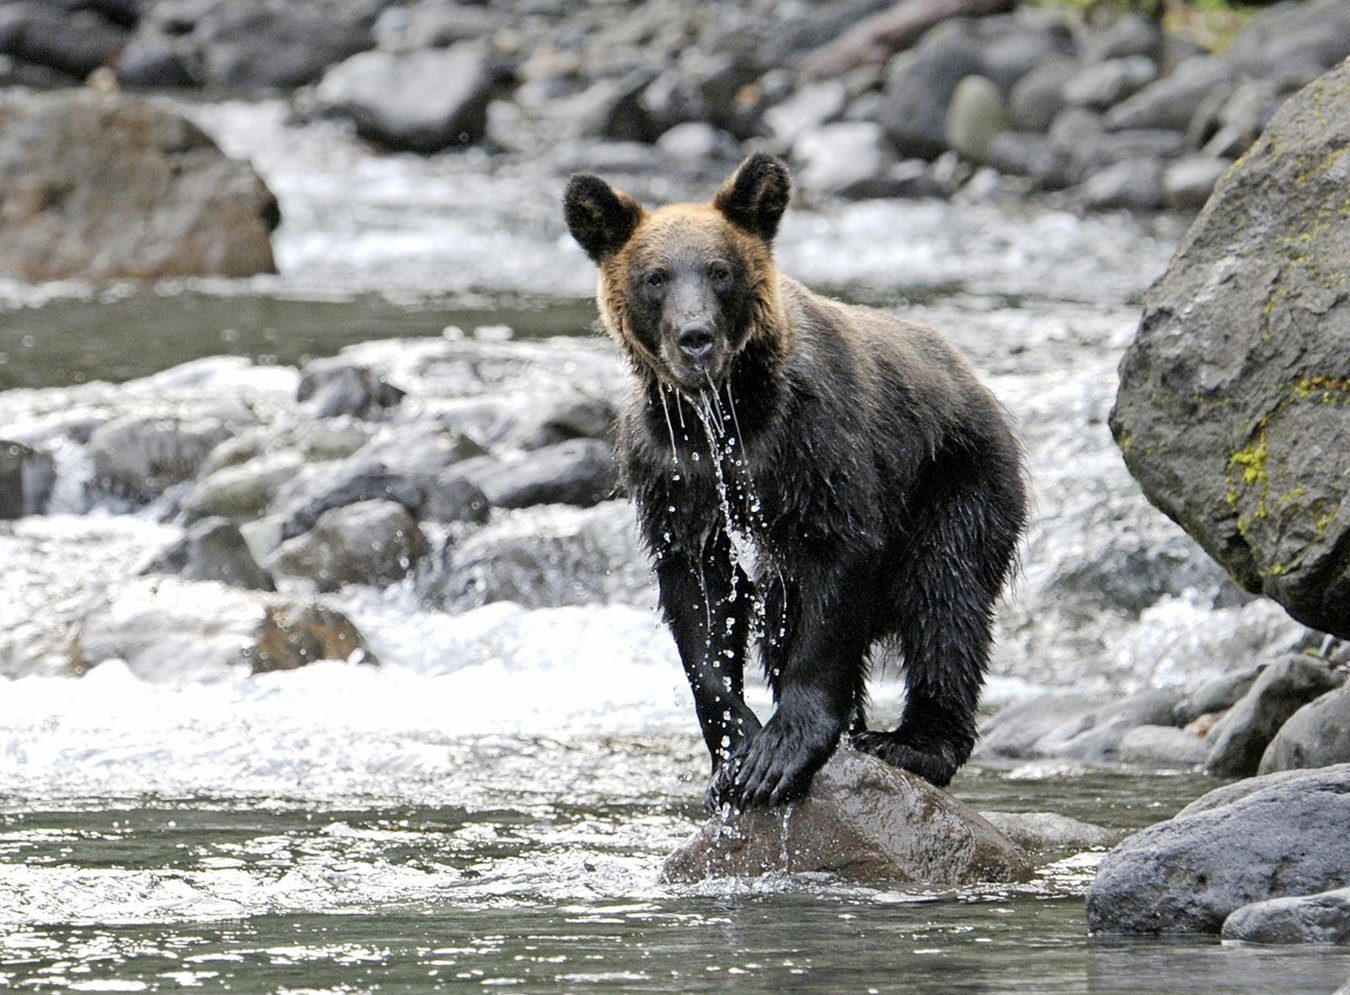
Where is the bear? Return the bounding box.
[563,154,1026,811]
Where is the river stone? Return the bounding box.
[1117,725,1209,767]
[267,499,429,593]
[878,25,984,159]
[1259,684,1350,775]
[975,691,1180,764]
[793,121,899,199]
[74,577,372,681]
[1062,56,1157,111]
[1101,55,1234,132]
[1109,59,1350,638]
[183,450,306,524]
[0,4,128,79]
[943,75,1005,165]
[89,415,235,503]
[456,438,616,510]
[976,811,1122,852]
[0,90,278,281]
[763,79,848,145]
[1086,765,1350,935]
[661,750,1032,885]
[315,43,506,153]
[1007,57,1077,134]
[140,516,275,592]
[1224,0,1350,85]
[1174,664,1264,724]
[0,439,54,518]
[1081,157,1164,211]
[1161,155,1231,211]
[1204,655,1340,778]
[1222,887,1350,945]
[297,357,406,420]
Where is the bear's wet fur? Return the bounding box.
[564,154,1026,811]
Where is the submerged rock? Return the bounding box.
[661,750,1032,885]
[1086,765,1350,935]
[976,810,1122,852]
[1110,60,1350,639]
[1222,887,1350,945]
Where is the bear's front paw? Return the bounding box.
[710,721,834,811]
[850,731,959,788]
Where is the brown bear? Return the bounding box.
[564,154,1026,811]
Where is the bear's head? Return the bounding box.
[564,153,791,392]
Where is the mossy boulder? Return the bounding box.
[1109,61,1350,638]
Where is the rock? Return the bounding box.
[557,69,659,143]
[1193,79,1283,159]
[877,24,984,159]
[1204,655,1340,777]
[186,2,374,91]
[1161,155,1230,211]
[423,499,652,611]
[266,499,429,593]
[944,74,1006,164]
[1086,765,1350,935]
[763,79,849,145]
[274,460,431,540]
[1062,56,1157,111]
[976,811,1122,852]
[793,121,900,199]
[985,131,1065,187]
[976,691,1180,764]
[0,4,128,79]
[1259,684,1350,774]
[419,471,492,524]
[1102,55,1234,132]
[638,52,760,141]
[456,438,616,510]
[1081,157,1164,211]
[296,357,406,419]
[1007,57,1077,133]
[1182,665,1265,720]
[654,122,741,168]
[0,90,278,281]
[399,2,499,50]
[115,29,198,89]
[1081,12,1161,65]
[75,577,373,681]
[141,516,275,592]
[661,750,1032,885]
[358,421,487,474]
[0,439,54,517]
[315,43,508,153]
[1110,60,1350,638]
[89,415,234,503]
[976,16,1073,95]
[1225,0,1350,85]
[1068,128,1184,185]
[183,450,306,524]
[1116,725,1209,767]
[1222,887,1350,945]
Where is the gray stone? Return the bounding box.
[358,421,487,474]
[1086,765,1350,935]
[763,79,849,145]
[793,121,898,199]
[1062,56,1157,111]
[556,69,657,143]
[1102,55,1234,132]
[944,75,1006,164]
[114,28,197,89]
[455,438,616,510]
[1081,12,1161,65]
[1222,887,1350,945]
[976,691,1180,764]
[315,43,507,152]
[1117,725,1209,767]
[1225,0,1350,85]
[272,459,476,541]
[1260,684,1350,775]
[1186,665,1264,718]
[0,90,278,281]
[141,516,275,592]
[89,415,234,503]
[986,131,1066,187]
[1081,157,1164,211]
[654,122,741,166]
[1204,656,1340,778]
[267,499,429,593]
[638,51,760,140]
[1161,155,1231,211]
[1007,57,1077,133]
[297,357,406,419]
[977,811,1122,852]
[0,4,127,79]
[976,17,1073,95]
[0,439,54,518]
[183,450,306,524]
[661,750,1032,885]
[878,25,984,159]
[1069,128,1184,185]
[1110,59,1350,638]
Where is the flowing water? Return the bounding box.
[1,100,1347,993]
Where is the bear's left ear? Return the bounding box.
[564,174,645,263]
[713,153,791,244]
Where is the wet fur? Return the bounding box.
[565,155,1027,811]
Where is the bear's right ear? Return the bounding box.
[563,174,645,263]
[713,153,791,244]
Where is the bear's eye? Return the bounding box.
[642,270,667,293]
[708,261,733,287]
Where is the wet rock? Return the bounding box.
[793,121,900,199]
[763,79,849,145]
[456,438,616,510]
[89,415,234,503]
[1081,12,1161,65]
[0,3,128,79]
[315,43,507,153]
[0,90,278,281]
[1259,684,1350,775]
[297,356,406,419]
[75,577,373,681]
[141,516,275,592]
[1204,656,1341,778]
[419,472,491,525]
[1081,157,1164,211]
[1117,725,1208,767]
[1222,887,1350,945]
[976,691,1180,764]
[183,450,306,524]
[267,499,429,593]
[1224,0,1350,85]
[985,131,1065,187]
[500,393,617,452]
[423,499,652,611]
[0,439,54,517]
[1161,155,1230,211]
[274,460,433,540]
[661,750,1032,885]
[877,25,984,159]
[1102,55,1233,132]
[1110,59,1350,638]
[1178,665,1264,723]
[977,811,1122,852]
[1007,57,1077,133]
[1086,765,1350,935]
[1062,56,1156,111]
[943,74,1005,164]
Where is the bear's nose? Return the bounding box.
[676,322,715,361]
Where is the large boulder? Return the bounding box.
[1259,683,1350,774]
[1086,765,1350,935]
[89,415,235,503]
[662,750,1032,885]
[266,499,429,593]
[1109,61,1350,639]
[0,90,278,281]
